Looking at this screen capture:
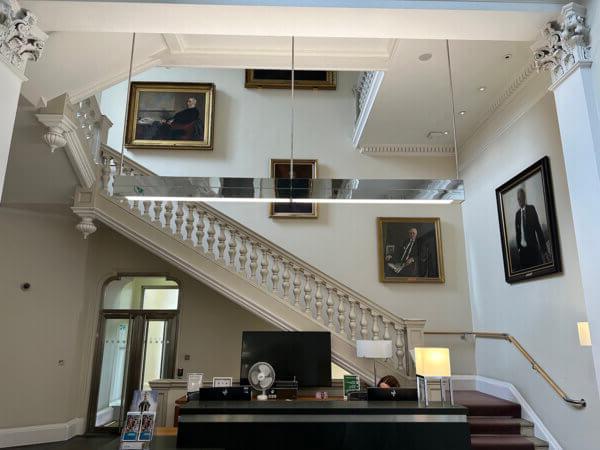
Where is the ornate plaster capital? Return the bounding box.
[0,0,47,75]
[531,2,591,88]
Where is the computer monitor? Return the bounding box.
[240,331,331,387]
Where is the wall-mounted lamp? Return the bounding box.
[578,322,592,347]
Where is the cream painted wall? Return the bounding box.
[0,207,89,428]
[101,67,475,374]
[0,64,23,200]
[460,83,600,449]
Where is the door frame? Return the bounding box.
[86,274,181,434]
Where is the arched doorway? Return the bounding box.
[87,275,180,433]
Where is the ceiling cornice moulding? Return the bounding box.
[358,144,455,156]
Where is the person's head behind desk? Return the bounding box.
[377,375,400,388]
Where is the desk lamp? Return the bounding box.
[356,340,393,386]
[414,347,453,406]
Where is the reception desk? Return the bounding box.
[177,400,470,450]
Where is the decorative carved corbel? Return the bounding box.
[531,2,591,87]
[75,216,97,239]
[0,0,47,74]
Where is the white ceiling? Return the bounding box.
[359,38,533,148]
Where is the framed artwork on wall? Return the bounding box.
[495,156,562,283]
[269,159,318,219]
[125,81,215,150]
[377,218,445,283]
[245,69,337,90]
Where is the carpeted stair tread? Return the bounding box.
[454,390,522,418]
[469,417,530,435]
[471,434,535,449]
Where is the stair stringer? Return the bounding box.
[75,192,412,386]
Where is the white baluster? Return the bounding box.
[101,155,112,194]
[348,299,357,340]
[382,318,391,341]
[292,267,302,308]
[174,203,184,237]
[271,255,281,293]
[143,200,152,220]
[132,199,140,215]
[394,324,406,373]
[359,306,369,339]
[249,241,259,280]
[206,216,217,257]
[217,221,226,262]
[227,227,238,268]
[153,201,163,225]
[338,293,347,335]
[195,210,206,249]
[185,204,196,241]
[303,273,313,315]
[260,248,270,287]
[372,311,380,340]
[314,279,324,320]
[238,235,248,275]
[282,261,291,301]
[163,202,173,231]
[326,286,335,329]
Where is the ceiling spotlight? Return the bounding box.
[418,53,433,62]
[504,53,512,61]
[478,86,487,92]
[458,110,467,116]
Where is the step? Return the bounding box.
[469,417,534,436]
[471,434,548,449]
[454,390,522,418]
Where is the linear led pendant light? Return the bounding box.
[114,37,464,204]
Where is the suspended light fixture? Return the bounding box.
[113,37,464,204]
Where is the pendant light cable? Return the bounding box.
[445,39,459,180]
[290,36,295,192]
[120,32,137,176]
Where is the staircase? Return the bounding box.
[68,141,424,385]
[454,391,549,449]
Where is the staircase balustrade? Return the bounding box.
[83,145,426,379]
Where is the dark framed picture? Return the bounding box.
[245,69,336,90]
[495,156,562,283]
[125,82,215,150]
[270,159,318,219]
[377,218,444,283]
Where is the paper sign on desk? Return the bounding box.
[343,375,360,398]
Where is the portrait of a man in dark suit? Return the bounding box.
[514,187,548,269]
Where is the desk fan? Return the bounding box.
[248,362,275,401]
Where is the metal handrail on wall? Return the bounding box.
[425,331,586,408]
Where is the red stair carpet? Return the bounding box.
[454,391,538,450]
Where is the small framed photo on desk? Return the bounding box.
[212,377,233,388]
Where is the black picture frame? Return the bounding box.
[495,156,562,283]
[245,70,336,90]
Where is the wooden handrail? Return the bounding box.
[425,331,586,408]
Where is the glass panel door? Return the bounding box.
[142,320,168,390]
[94,317,130,429]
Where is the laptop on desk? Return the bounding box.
[367,387,418,401]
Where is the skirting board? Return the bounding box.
[0,417,85,448]
[453,375,562,450]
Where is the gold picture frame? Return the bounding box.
[377,217,445,283]
[125,82,215,150]
[245,70,337,90]
[269,159,318,219]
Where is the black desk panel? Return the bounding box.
[177,400,471,450]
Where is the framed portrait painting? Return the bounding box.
[377,218,444,283]
[125,82,215,150]
[270,159,318,218]
[496,156,562,283]
[245,70,337,90]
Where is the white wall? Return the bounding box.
[460,72,600,449]
[101,67,475,374]
[0,64,23,200]
[0,207,89,428]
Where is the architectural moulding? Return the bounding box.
[0,0,46,76]
[531,2,591,90]
[352,70,384,148]
[358,144,455,156]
